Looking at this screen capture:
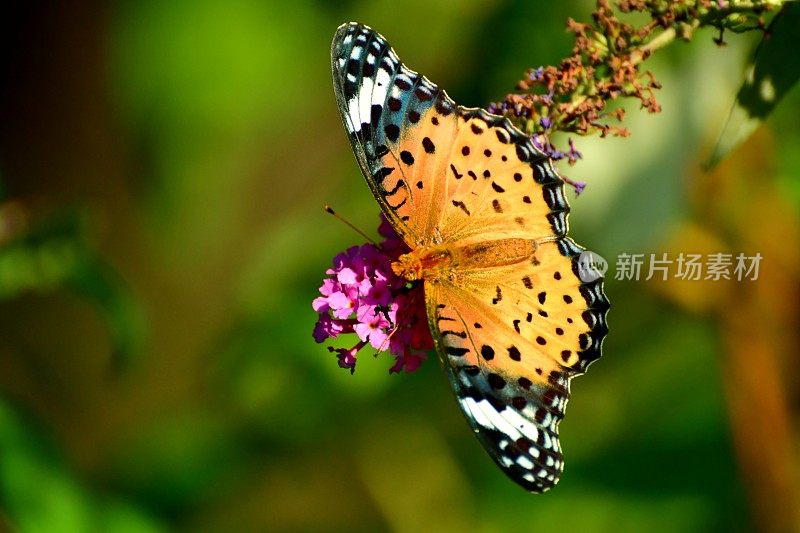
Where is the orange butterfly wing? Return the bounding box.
[427,238,608,491]
[332,23,609,492]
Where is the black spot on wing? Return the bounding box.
[395,77,412,90]
[400,150,415,165]
[487,373,506,389]
[480,345,495,361]
[370,104,382,125]
[375,144,389,158]
[492,286,502,304]
[374,166,395,181]
[383,179,406,196]
[388,196,407,210]
[384,124,400,142]
[445,346,469,356]
[452,200,470,216]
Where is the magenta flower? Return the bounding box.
[312,215,433,374]
[354,304,392,349]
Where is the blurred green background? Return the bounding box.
[0,1,798,531]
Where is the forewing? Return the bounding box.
[331,23,569,247]
[331,22,454,245]
[425,238,609,492]
[426,108,570,246]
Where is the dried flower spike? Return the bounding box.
[490,0,783,172]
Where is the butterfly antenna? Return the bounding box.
[324,205,378,246]
[377,323,400,353]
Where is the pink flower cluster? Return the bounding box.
[312,215,433,374]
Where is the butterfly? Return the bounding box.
[330,22,609,492]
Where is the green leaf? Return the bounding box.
[66,257,149,372]
[0,401,165,532]
[0,208,148,370]
[706,3,800,169]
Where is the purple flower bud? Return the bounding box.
[313,314,344,342]
[566,138,583,163]
[539,116,553,130]
[529,67,544,82]
[332,345,360,374]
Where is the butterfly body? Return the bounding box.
[331,22,609,492]
[392,238,538,282]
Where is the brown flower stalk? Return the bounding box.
[488,0,786,180]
